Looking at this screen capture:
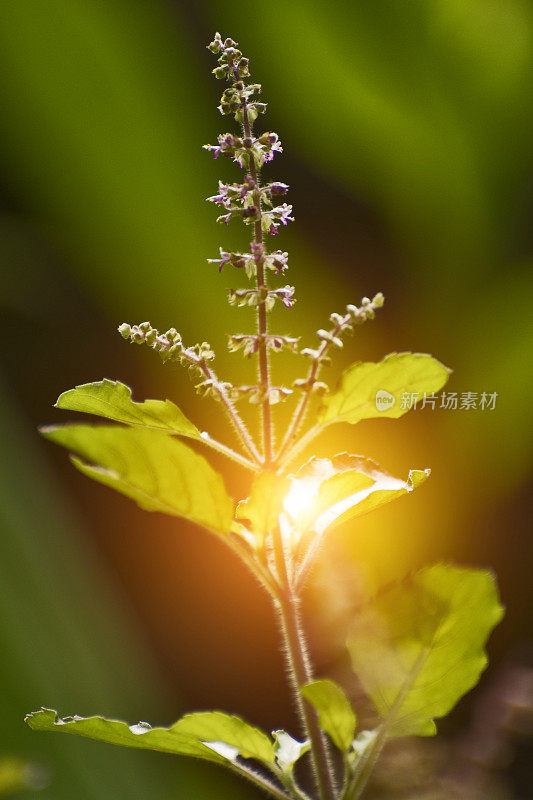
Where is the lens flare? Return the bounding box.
[283,478,318,521]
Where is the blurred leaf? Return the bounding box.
[347,564,504,737]
[446,268,533,498]
[235,472,290,548]
[0,371,205,800]
[301,678,356,752]
[41,424,233,536]
[216,0,532,274]
[56,380,201,439]
[26,709,275,767]
[319,353,450,426]
[0,756,42,797]
[0,0,222,324]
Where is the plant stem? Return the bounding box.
[233,63,273,466]
[228,533,281,601]
[276,317,347,463]
[229,760,293,800]
[199,360,262,464]
[341,730,385,800]
[272,525,337,800]
[198,431,260,471]
[276,422,326,473]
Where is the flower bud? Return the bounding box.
[269,182,289,196]
[293,378,310,389]
[220,47,241,63]
[237,57,250,77]
[207,33,224,53]
[212,65,229,80]
[164,328,179,343]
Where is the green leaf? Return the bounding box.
[301,678,356,752]
[272,730,309,773]
[174,712,275,766]
[56,379,201,439]
[25,708,275,767]
[347,564,504,737]
[235,472,290,548]
[40,424,233,536]
[286,454,430,535]
[319,352,451,426]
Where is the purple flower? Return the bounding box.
[203,144,222,159]
[220,134,235,147]
[269,251,289,273]
[207,180,231,206]
[207,247,232,272]
[275,203,294,226]
[203,133,240,161]
[268,182,289,196]
[240,175,255,198]
[277,286,296,308]
[264,139,283,162]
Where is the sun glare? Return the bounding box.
[283,479,318,521]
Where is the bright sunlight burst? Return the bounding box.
[283,479,319,521]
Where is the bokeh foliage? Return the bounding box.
[0,0,532,797]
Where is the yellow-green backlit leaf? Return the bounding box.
[25,709,275,767]
[347,564,504,737]
[301,678,356,752]
[173,711,275,766]
[56,380,200,439]
[41,424,233,536]
[286,454,430,535]
[235,472,290,548]
[320,353,451,426]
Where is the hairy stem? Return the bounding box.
[276,422,326,474]
[229,760,293,800]
[228,533,281,601]
[233,63,273,465]
[272,525,338,800]
[276,317,346,463]
[199,360,262,464]
[199,431,260,471]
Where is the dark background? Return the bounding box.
[0,1,532,798]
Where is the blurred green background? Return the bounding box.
[0,1,532,798]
